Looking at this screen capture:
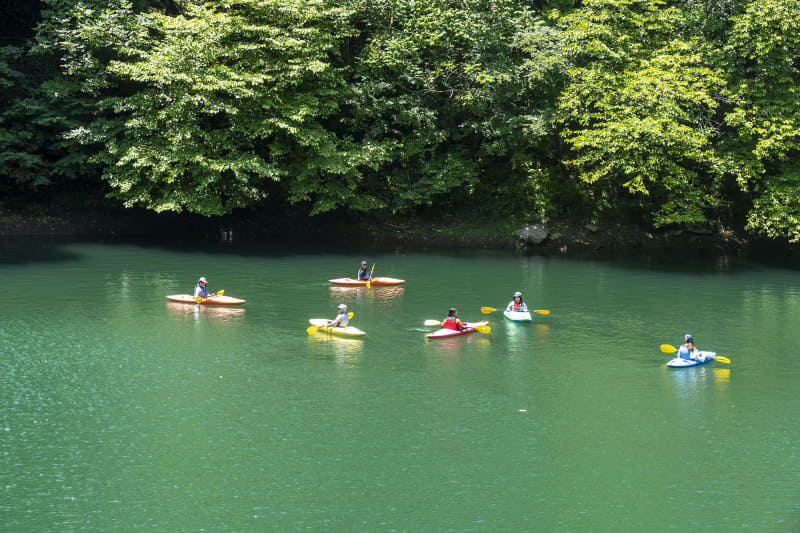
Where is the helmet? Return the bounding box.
[513,291,522,298]
[448,307,457,316]
[198,277,208,283]
[338,304,347,312]
[361,260,368,266]
[685,334,694,343]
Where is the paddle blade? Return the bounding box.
[533,309,550,315]
[306,325,319,335]
[480,307,497,314]
[424,319,441,326]
[196,296,203,304]
[475,325,491,334]
[660,344,678,353]
[366,280,371,288]
[217,289,224,296]
[713,355,731,364]
[348,312,354,319]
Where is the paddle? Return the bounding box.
[423,320,490,333]
[366,263,375,288]
[481,306,550,315]
[660,344,731,364]
[307,312,355,335]
[195,289,224,303]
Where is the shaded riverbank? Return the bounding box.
[1,203,797,264]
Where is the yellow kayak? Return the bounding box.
[308,319,366,337]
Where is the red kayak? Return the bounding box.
[166,294,246,306]
[426,321,489,339]
[328,277,405,287]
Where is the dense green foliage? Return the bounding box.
[1,0,799,240]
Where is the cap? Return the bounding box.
[198,277,208,283]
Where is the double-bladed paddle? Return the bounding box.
[481,306,549,315]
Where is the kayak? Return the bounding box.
[426,321,489,339]
[503,309,532,322]
[667,351,717,368]
[328,277,405,287]
[308,318,366,337]
[166,294,246,306]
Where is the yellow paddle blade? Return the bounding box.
[217,289,224,296]
[424,319,441,326]
[306,325,319,335]
[475,325,491,334]
[366,280,371,288]
[533,309,550,315]
[348,312,354,319]
[713,355,731,364]
[660,344,678,353]
[196,296,203,304]
[481,307,497,314]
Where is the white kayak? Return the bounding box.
[503,309,532,322]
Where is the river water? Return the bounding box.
[1,239,798,531]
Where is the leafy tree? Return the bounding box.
[343,0,569,219]
[556,0,728,226]
[722,0,800,241]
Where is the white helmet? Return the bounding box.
[338,304,347,312]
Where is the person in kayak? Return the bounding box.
[356,261,373,281]
[505,291,529,312]
[678,334,708,361]
[194,277,215,298]
[442,308,465,331]
[326,304,350,328]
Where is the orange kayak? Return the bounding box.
[166,294,246,306]
[328,277,405,287]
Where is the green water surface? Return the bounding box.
[1,240,798,531]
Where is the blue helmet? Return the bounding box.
[685,334,694,343]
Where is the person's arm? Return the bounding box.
[520,302,528,311]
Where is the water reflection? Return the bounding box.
[306,333,364,366]
[328,286,405,304]
[165,302,246,322]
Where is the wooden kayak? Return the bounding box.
[426,321,489,339]
[166,294,246,306]
[328,277,405,287]
[308,319,366,337]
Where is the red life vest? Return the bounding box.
[442,317,462,330]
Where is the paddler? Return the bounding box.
[326,304,350,328]
[441,308,465,331]
[678,334,708,362]
[194,277,215,299]
[505,291,529,312]
[356,260,373,281]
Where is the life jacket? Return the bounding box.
[679,345,697,360]
[357,267,370,280]
[442,317,461,330]
[513,301,523,310]
[194,284,209,298]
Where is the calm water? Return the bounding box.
[1,239,798,531]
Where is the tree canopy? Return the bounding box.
[2,0,800,240]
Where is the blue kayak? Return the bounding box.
[667,351,717,368]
